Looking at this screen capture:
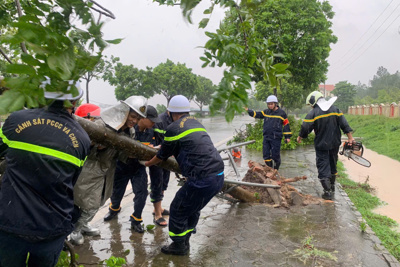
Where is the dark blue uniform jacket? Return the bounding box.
[156,115,223,180]
[153,111,172,146]
[299,104,353,150]
[248,107,292,140]
[0,104,90,241]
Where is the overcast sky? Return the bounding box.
[88,0,400,106]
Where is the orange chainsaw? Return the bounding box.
[339,141,371,167]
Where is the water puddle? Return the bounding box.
[339,147,400,227]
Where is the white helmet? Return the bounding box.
[266,95,278,103]
[122,96,147,118]
[167,95,191,112]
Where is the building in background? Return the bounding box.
[319,84,335,98]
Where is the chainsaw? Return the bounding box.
[339,141,371,167]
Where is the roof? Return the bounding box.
[319,84,335,92]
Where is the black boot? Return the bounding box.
[161,241,189,255]
[130,216,144,233]
[330,174,336,192]
[265,160,273,168]
[185,233,192,250]
[320,178,332,200]
[104,208,120,221]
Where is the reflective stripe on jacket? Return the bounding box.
[299,104,353,150]
[247,107,292,140]
[156,115,224,180]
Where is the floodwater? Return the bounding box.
[339,147,400,226]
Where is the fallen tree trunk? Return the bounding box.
[75,116,180,173]
[75,116,256,202]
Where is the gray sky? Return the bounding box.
[88,0,400,106]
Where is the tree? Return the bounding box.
[104,63,155,101]
[0,0,119,113]
[254,79,304,110]
[221,0,336,100]
[152,59,198,104]
[81,55,119,103]
[193,75,216,112]
[332,81,356,112]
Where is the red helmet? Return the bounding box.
[75,103,101,118]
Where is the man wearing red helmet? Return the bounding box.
[71,97,147,245]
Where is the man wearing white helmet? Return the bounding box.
[297,91,354,200]
[145,95,224,256]
[0,81,91,266]
[71,95,148,244]
[245,95,292,170]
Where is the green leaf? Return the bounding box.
[199,18,210,29]
[6,64,36,76]
[105,38,123,44]
[21,54,41,66]
[146,224,155,231]
[8,95,26,112]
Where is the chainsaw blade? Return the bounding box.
[349,152,371,167]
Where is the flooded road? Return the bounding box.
[339,148,400,226]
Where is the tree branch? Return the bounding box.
[14,0,28,54]
[0,47,12,64]
[88,0,116,19]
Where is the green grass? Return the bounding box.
[337,161,400,260]
[346,115,400,161]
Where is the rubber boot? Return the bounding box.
[82,223,100,236]
[80,209,100,236]
[161,241,189,256]
[320,178,332,200]
[330,174,336,192]
[70,230,84,245]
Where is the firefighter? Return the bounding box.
[145,95,224,256]
[103,105,160,233]
[0,82,91,267]
[245,95,292,170]
[72,96,148,244]
[297,91,354,200]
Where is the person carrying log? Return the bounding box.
[297,91,354,200]
[145,95,224,256]
[244,95,292,170]
[71,96,148,245]
[103,105,162,233]
[0,81,91,267]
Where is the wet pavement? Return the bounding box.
[74,116,400,266]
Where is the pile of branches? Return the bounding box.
[241,160,329,207]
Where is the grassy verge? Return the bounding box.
[346,115,400,161]
[337,161,400,260]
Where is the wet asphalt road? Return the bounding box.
[73,116,400,267]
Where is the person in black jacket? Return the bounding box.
[0,84,91,267]
[297,91,354,200]
[145,95,224,256]
[245,95,292,170]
